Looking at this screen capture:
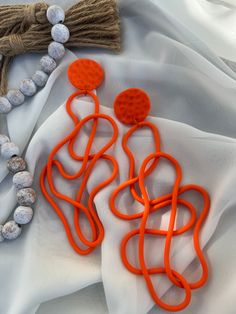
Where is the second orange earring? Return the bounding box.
[110,88,210,312]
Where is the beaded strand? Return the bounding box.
[0,5,70,242]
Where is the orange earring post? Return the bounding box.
[110,88,210,312]
[40,59,119,255]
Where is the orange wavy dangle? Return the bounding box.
[110,88,210,311]
[40,59,119,255]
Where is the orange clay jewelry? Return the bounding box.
[40,59,119,255]
[110,88,210,312]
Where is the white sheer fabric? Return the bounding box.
[1,0,236,313]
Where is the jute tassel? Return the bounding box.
[0,0,121,95]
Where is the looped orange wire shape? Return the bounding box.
[40,59,119,254]
[110,88,210,311]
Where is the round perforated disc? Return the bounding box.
[114,88,151,125]
[68,59,104,91]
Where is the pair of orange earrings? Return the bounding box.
[40,59,210,312]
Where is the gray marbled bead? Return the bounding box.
[40,55,57,74]
[17,188,36,206]
[20,79,37,97]
[48,41,65,60]
[51,24,70,43]
[7,89,25,106]
[0,96,12,114]
[0,225,4,242]
[7,156,26,173]
[13,171,33,189]
[2,221,22,240]
[0,134,9,146]
[1,142,20,159]
[32,70,48,87]
[47,5,65,25]
[14,206,33,225]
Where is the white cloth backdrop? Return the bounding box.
[1,0,236,313]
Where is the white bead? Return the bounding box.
[0,96,12,113]
[14,206,33,225]
[2,221,21,240]
[0,134,9,146]
[20,79,37,97]
[7,156,26,173]
[17,188,36,206]
[32,70,48,87]
[48,41,65,60]
[51,24,70,43]
[0,225,4,242]
[40,55,57,74]
[7,89,25,106]
[47,5,65,25]
[13,171,33,189]
[1,142,20,159]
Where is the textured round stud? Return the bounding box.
[114,88,151,125]
[13,171,33,189]
[48,41,65,60]
[17,188,36,206]
[68,59,104,91]
[7,156,26,174]
[14,206,33,225]
[7,89,25,107]
[0,134,10,146]
[2,221,22,240]
[47,5,65,25]
[0,96,12,114]
[40,55,57,74]
[32,70,49,87]
[51,24,70,43]
[1,142,20,159]
[0,225,4,242]
[20,79,37,97]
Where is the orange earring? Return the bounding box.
[40,59,119,255]
[110,88,210,311]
